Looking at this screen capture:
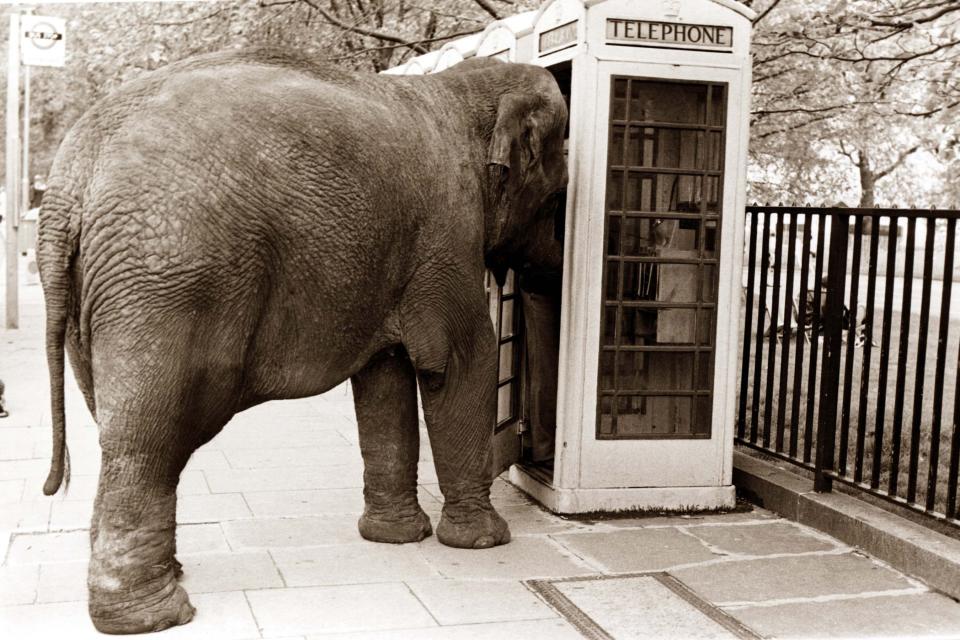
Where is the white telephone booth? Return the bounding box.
[404,50,440,75]
[434,33,483,72]
[385,0,754,514]
[475,12,537,61]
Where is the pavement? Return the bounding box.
[4,276,960,639]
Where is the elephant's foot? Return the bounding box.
[437,502,510,549]
[359,506,432,544]
[89,573,195,635]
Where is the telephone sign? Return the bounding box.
[606,18,733,50]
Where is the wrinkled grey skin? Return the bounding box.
[36,49,567,634]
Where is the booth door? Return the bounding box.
[597,77,726,439]
[488,271,524,476]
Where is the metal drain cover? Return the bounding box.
[527,573,760,640]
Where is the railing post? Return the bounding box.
[814,211,850,492]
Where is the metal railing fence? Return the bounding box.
[737,205,960,528]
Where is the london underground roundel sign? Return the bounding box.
[20,15,66,68]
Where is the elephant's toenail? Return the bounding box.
[473,536,494,548]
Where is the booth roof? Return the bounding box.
[533,0,756,23]
[387,0,755,74]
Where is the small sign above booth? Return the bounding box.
[533,0,585,59]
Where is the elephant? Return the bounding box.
[37,49,568,634]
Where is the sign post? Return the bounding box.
[5,13,21,329]
[5,13,66,328]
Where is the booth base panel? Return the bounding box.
[508,464,735,515]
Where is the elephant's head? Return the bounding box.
[482,65,569,287]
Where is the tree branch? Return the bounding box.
[875,145,920,180]
[472,0,502,19]
[299,0,429,54]
[752,0,784,26]
[324,27,483,61]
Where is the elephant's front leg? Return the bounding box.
[419,319,510,549]
[88,436,194,634]
[352,347,432,543]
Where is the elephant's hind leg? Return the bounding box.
[88,416,197,634]
[87,332,240,633]
[351,347,432,543]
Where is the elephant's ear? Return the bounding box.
[487,93,539,240]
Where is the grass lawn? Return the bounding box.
[738,293,960,518]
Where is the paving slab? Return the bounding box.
[50,469,210,505]
[184,448,231,471]
[304,618,585,640]
[36,560,87,603]
[551,575,740,639]
[494,505,588,536]
[222,514,363,549]
[672,552,915,604]
[243,488,365,517]
[686,521,840,556]
[177,492,252,524]
[0,478,24,502]
[176,522,232,554]
[406,579,558,625]
[6,529,89,565]
[0,590,259,640]
[593,508,780,529]
[553,526,719,573]
[48,499,93,530]
[246,583,437,636]
[0,563,38,605]
[730,592,960,639]
[271,541,439,586]
[0,458,48,481]
[207,421,355,449]
[0,428,36,459]
[223,445,360,469]
[179,550,284,592]
[417,535,597,580]
[0,499,49,532]
[203,464,364,493]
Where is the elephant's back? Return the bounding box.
[49,51,431,397]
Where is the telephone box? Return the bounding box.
[388,0,754,514]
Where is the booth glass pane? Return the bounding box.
[498,342,514,383]
[608,171,624,209]
[497,384,512,424]
[597,77,726,440]
[612,79,628,118]
[629,82,708,124]
[503,270,516,295]
[615,396,696,437]
[709,86,727,126]
[607,216,622,254]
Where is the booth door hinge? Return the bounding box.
[517,419,527,435]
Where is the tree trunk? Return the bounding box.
[858,149,877,235]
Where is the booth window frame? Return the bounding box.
[595,75,727,441]
[486,271,523,433]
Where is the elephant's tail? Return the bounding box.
[38,191,77,496]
